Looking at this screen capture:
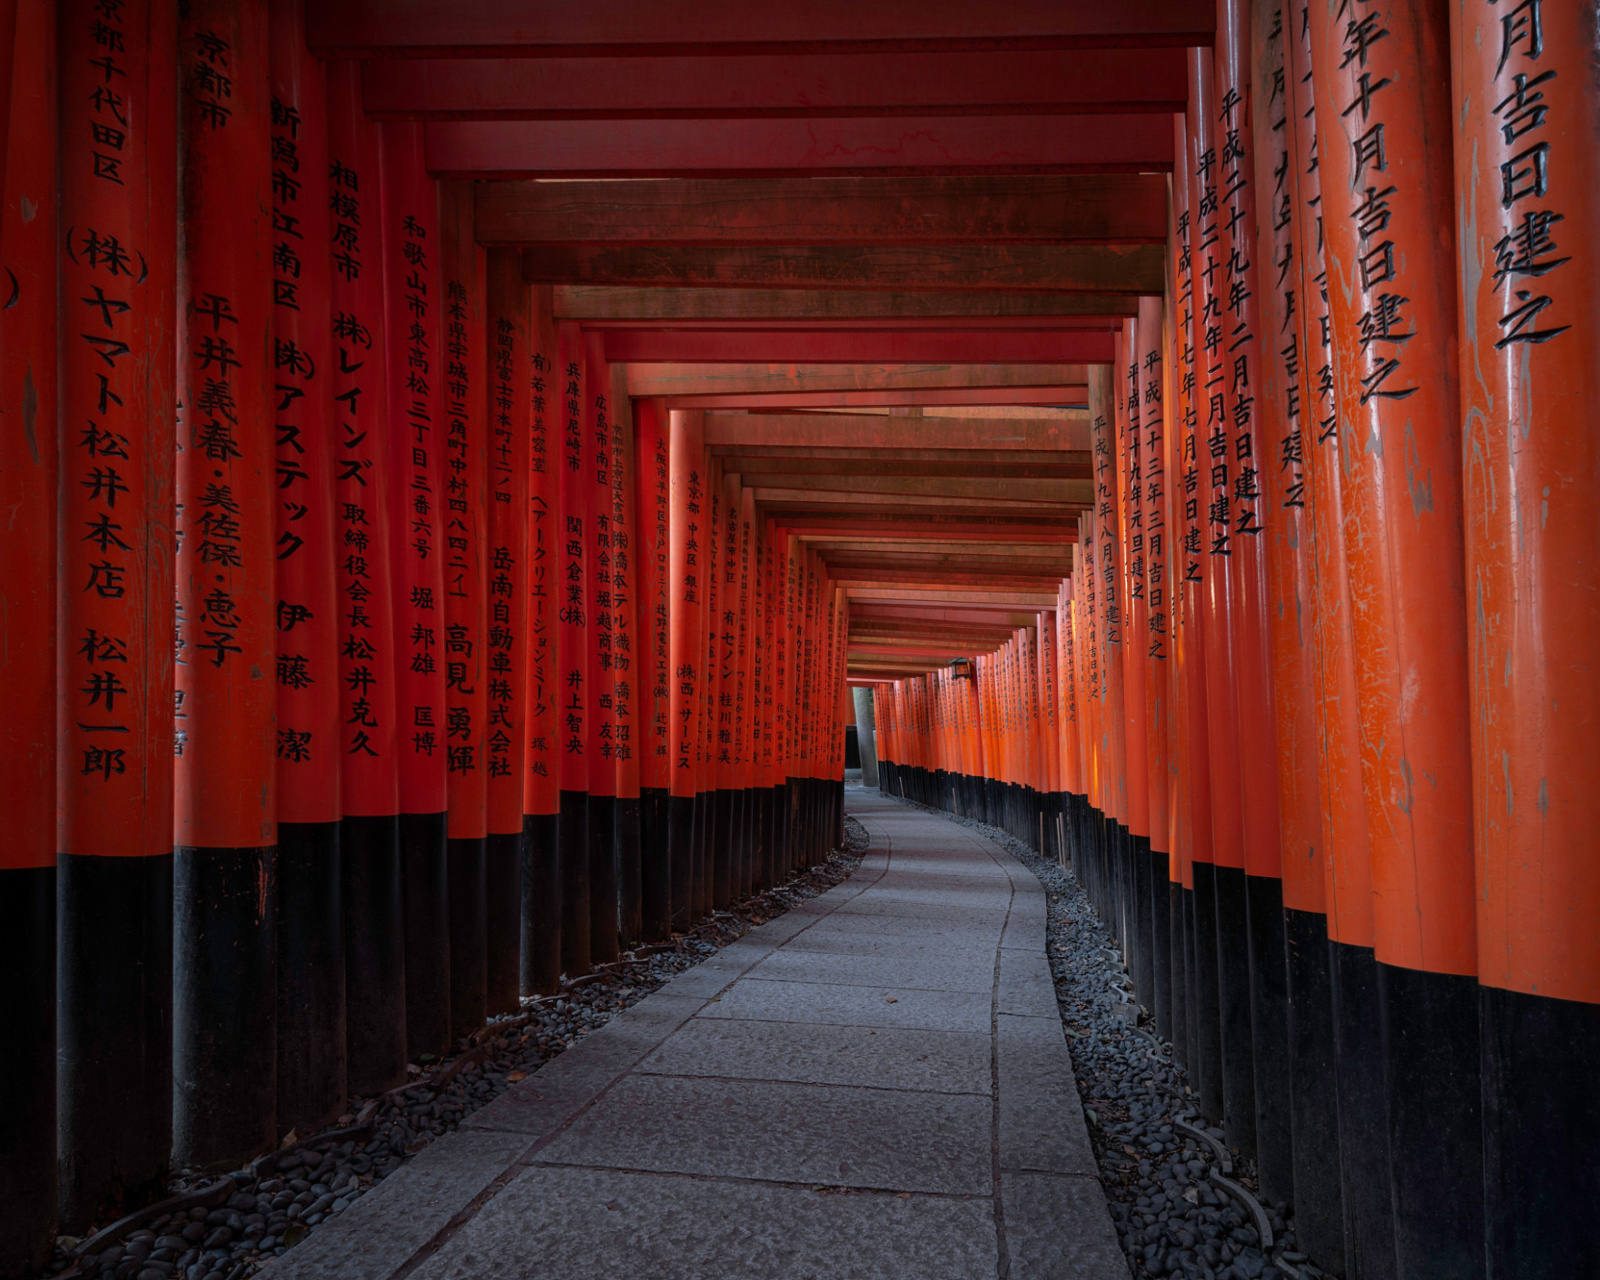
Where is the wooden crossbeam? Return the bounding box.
[476,176,1167,245]
[522,243,1164,292]
[555,287,1139,321]
[597,328,1114,364]
[309,2,1215,57]
[703,411,1092,452]
[366,50,1186,121]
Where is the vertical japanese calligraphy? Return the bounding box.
[173,0,276,1170]
[326,60,404,1099]
[56,0,178,1229]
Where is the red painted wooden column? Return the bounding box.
[1177,62,1235,1132]
[173,0,276,1168]
[756,519,779,880]
[633,396,672,938]
[584,330,619,963]
[1250,0,1335,1232]
[57,0,178,1226]
[695,455,722,906]
[609,366,642,947]
[553,320,590,970]
[522,285,560,991]
[483,251,533,1015]
[379,121,451,1054]
[1313,1,1483,1271]
[1037,607,1061,858]
[1217,0,1290,1182]
[0,0,56,1264]
[326,60,403,1099]
[1138,291,1174,1044]
[1118,317,1156,1007]
[709,470,739,905]
[747,512,771,886]
[1162,175,1195,1069]
[1452,3,1600,1272]
[666,409,705,930]
[438,182,489,1034]
[267,0,344,1141]
[1281,7,1368,1268]
[736,488,760,895]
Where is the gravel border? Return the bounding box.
[43,821,870,1280]
[887,795,1324,1280]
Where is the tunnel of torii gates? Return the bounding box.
[0,0,1595,1277]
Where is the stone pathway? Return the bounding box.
[270,789,1126,1280]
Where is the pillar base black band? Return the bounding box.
[638,787,671,942]
[1245,873,1292,1203]
[399,812,450,1062]
[1480,983,1600,1279]
[486,828,523,1015]
[277,822,344,1140]
[558,790,591,978]
[520,813,561,995]
[57,851,174,1229]
[343,815,406,1098]
[1283,907,1344,1275]
[1213,862,1257,1159]
[616,796,642,949]
[0,863,56,1274]
[447,834,486,1042]
[1190,859,1224,1124]
[588,797,619,966]
[1329,939,1397,1280]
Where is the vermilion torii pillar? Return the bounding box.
[1452,2,1600,1272]
[1137,292,1173,1045]
[608,366,642,947]
[1312,2,1484,1272]
[57,0,178,1228]
[633,396,672,940]
[381,121,451,1059]
[439,181,488,1038]
[173,0,277,1169]
[556,320,591,972]
[484,249,529,1011]
[1284,5,1359,1268]
[1254,0,1338,1244]
[269,0,344,1142]
[522,285,560,993]
[585,330,619,964]
[1216,0,1288,1191]
[0,0,56,1266]
[1175,100,1222,1123]
[327,60,405,1100]
[667,410,705,930]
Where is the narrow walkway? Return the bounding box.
[274,791,1125,1280]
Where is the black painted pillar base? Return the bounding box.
[711,787,734,909]
[174,842,277,1169]
[1213,863,1256,1159]
[1133,835,1155,1011]
[638,787,671,941]
[399,812,450,1062]
[1480,984,1600,1279]
[1183,881,1199,1078]
[447,834,486,1042]
[1,863,55,1275]
[485,829,523,1015]
[1283,907,1344,1276]
[57,852,174,1229]
[588,797,619,966]
[521,812,561,995]
[1329,939,1397,1280]
[1152,852,1172,1042]
[1245,875,1292,1203]
[558,790,590,978]
[1190,859,1224,1124]
[666,792,695,933]
[343,815,405,1098]
[1379,963,1484,1279]
[1169,880,1188,1068]
[617,795,642,949]
[690,789,710,920]
[276,821,344,1138]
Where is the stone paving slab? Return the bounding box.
[407,1167,1001,1280]
[637,1016,994,1094]
[272,788,1125,1280]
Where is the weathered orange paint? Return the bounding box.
[1453,0,1599,1003]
